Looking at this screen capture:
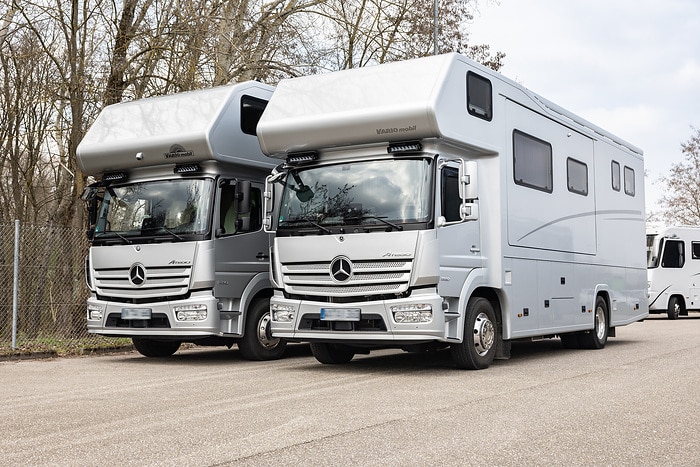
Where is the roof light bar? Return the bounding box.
[102,171,128,182]
[286,152,318,165]
[387,141,423,154]
[174,164,202,174]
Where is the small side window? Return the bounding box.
[624,166,635,196]
[611,161,621,192]
[567,157,588,196]
[692,242,700,259]
[466,71,493,121]
[513,130,553,193]
[241,95,268,136]
[441,166,461,222]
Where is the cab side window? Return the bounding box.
[441,166,461,222]
[220,184,263,235]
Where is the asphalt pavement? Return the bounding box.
[1,314,699,466]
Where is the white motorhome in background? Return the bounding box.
[78,82,287,360]
[257,53,648,370]
[647,225,700,319]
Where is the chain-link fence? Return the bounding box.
[0,222,127,356]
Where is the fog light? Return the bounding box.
[271,303,295,322]
[391,304,433,323]
[174,304,207,321]
[87,303,104,320]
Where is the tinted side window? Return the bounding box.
[441,166,461,222]
[567,157,588,196]
[467,71,493,121]
[661,240,684,268]
[611,160,621,191]
[513,130,553,193]
[220,185,263,234]
[624,166,635,196]
[692,241,700,259]
[241,95,268,136]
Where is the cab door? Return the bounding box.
[213,180,270,302]
[437,162,482,298]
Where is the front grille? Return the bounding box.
[94,265,191,301]
[105,313,171,328]
[282,259,412,299]
[298,313,387,332]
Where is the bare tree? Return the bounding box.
[310,0,504,71]
[660,127,700,225]
[1,0,504,228]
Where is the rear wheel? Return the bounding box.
[132,338,180,357]
[451,297,498,370]
[579,296,608,349]
[667,296,682,320]
[310,343,355,364]
[238,298,287,361]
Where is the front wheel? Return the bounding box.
[578,296,608,349]
[310,343,355,364]
[237,298,287,361]
[132,338,181,357]
[451,297,498,370]
[667,296,682,320]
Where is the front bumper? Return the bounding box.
[86,291,222,338]
[269,290,448,344]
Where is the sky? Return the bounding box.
[467,0,700,219]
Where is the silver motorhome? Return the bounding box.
[257,53,648,369]
[78,82,286,360]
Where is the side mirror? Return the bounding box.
[458,161,478,222]
[236,180,251,232]
[264,169,286,233]
[81,186,99,240]
[458,160,478,201]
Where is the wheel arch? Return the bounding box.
[239,272,273,329]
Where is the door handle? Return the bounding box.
[256,252,269,260]
[470,245,480,253]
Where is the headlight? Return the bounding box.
[87,303,104,320]
[271,303,295,322]
[174,304,207,321]
[391,303,433,323]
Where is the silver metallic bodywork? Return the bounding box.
[259,53,648,349]
[80,82,275,341]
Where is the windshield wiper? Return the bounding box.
[281,218,332,234]
[346,215,403,232]
[100,231,131,244]
[157,227,185,241]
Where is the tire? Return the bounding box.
[237,298,287,361]
[132,338,180,357]
[451,297,498,370]
[310,343,355,364]
[667,296,682,320]
[578,296,608,350]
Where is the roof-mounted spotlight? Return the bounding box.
[174,164,202,174]
[286,151,319,165]
[387,141,423,154]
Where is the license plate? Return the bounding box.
[121,308,152,320]
[320,308,361,321]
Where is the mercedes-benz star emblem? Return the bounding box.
[129,263,146,286]
[330,257,352,283]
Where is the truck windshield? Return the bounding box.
[277,158,432,231]
[94,179,213,240]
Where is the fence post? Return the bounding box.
[12,219,19,349]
